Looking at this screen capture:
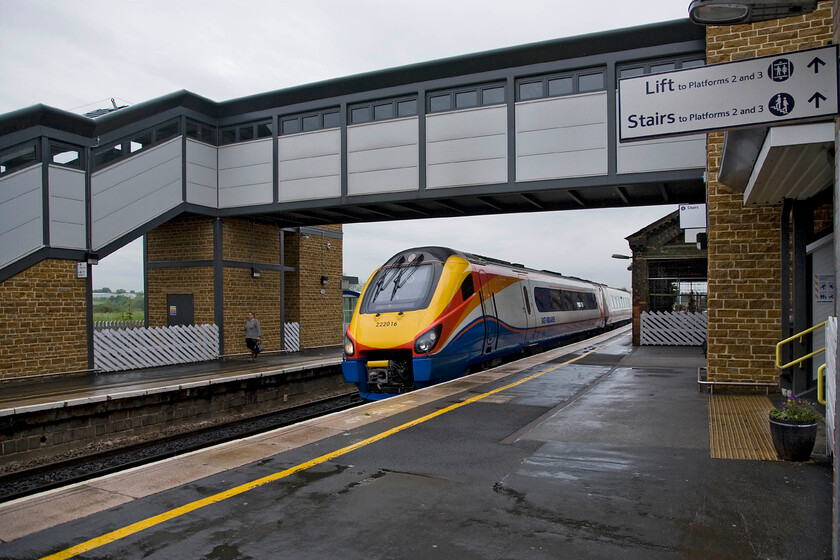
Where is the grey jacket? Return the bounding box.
[244,318,261,339]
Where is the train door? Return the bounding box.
[519,275,534,345]
[479,270,498,354]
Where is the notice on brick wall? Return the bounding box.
[815,273,835,303]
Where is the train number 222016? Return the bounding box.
[376,321,398,328]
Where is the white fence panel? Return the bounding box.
[94,324,220,372]
[826,316,836,456]
[284,322,300,352]
[640,311,707,346]
[94,322,304,372]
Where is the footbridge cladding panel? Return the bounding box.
[0,19,706,281]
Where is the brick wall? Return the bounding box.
[294,225,343,348]
[146,268,215,327]
[0,259,88,379]
[146,216,343,356]
[146,216,215,327]
[705,2,833,384]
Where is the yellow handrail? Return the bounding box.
[818,364,827,405]
[775,321,826,370]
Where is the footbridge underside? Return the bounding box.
[0,19,706,282]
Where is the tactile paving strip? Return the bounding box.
[708,395,779,461]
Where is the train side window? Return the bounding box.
[523,286,532,315]
[460,275,475,301]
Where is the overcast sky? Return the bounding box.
[0,0,695,292]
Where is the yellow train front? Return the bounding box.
[342,247,479,400]
[342,246,630,400]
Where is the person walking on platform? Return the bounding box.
[243,312,262,361]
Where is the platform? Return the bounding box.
[0,328,831,559]
[0,347,344,412]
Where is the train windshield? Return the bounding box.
[362,257,439,313]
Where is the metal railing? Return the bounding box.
[775,321,826,370]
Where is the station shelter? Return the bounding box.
[625,210,708,347]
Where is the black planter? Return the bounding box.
[768,416,818,461]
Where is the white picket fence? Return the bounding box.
[640,311,707,346]
[93,321,302,372]
[94,324,220,372]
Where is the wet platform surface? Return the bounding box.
[0,347,344,411]
[0,327,832,559]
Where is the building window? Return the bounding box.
[0,143,38,176]
[427,82,506,114]
[349,96,418,125]
[280,108,340,135]
[515,68,606,102]
[618,55,705,82]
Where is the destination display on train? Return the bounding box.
[618,45,839,141]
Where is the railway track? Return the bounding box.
[0,392,362,503]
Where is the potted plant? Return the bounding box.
[768,396,821,462]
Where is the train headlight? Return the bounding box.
[414,324,442,354]
[344,333,355,356]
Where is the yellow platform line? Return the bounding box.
[38,334,627,559]
[709,395,779,461]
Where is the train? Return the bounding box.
[342,247,631,400]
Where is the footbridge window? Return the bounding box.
[516,68,606,102]
[0,142,38,176]
[281,108,340,135]
[49,142,83,169]
[617,55,704,82]
[349,97,417,125]
[220,120,273,145]
[186,120,217,145]
[427,82,505,114]
[92,118,181,170]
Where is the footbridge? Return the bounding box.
[0,19,705,282]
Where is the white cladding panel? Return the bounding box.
[348,118,418,195]
[515,94,608,182]
[0,165,43,268]
[616,133,706,174]
[218,139,273,207]
[48,166,86,249]
[186,139,218,208]
[426,106,507,189]
[279,129,340,202]
[91,138,182,250]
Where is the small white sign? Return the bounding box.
[680,204,707,229]
[619,45,839,141]
[76,262,88,278]
[815,273,835,303]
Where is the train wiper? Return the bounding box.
[390,255,424,300]
[369,256,404,304]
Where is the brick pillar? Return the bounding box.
[705,2,834,384]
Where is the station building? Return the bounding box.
[0,1,838,408]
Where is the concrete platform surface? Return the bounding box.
[0,328,831,559]
[0,346,344,411]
